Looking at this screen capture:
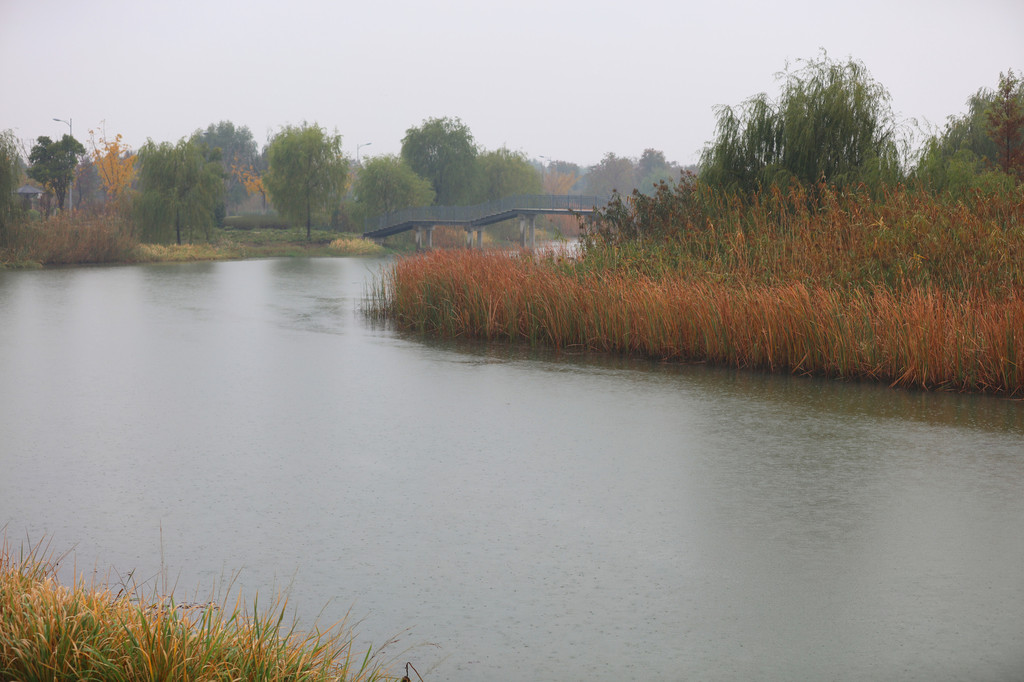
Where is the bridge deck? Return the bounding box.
[362,194,607,240]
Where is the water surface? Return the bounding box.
[1,258,1022,680]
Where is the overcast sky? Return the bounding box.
[2,0,1022,167]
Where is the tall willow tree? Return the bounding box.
[354,154,434,217]
[700,53,905,193]
[473,147,541,202]
[135,136,224,244]
[264,123,348,241]
[401,117,478,206]
[0,130,23,246]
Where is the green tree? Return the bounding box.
[197,121,259,214]
[401,116,478,206]
[264,123,348,241]
[1,130,23,245]
[914,70,1023,193]
[636,148,675,195]
[585,152,636,196]
[27,134,85,211]
[700,53,904,192]
[474,147,541,201]
[354,154,435,218]
[135,136,224,244]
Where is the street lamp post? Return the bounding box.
[52,117,73,211]
[356,142,372,165]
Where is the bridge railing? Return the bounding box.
[370,194,609,233]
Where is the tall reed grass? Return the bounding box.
[582,180,1024,296]
[0,538,394,681]
[370,245,1024,395]
[2,211,138,267]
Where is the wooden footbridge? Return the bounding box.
[362,194,608,248]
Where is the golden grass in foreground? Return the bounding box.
[0,539,393,681]
[371,250,1024,395]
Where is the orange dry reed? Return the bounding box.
[375,249,1024,395]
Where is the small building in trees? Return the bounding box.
[15,184,44,211]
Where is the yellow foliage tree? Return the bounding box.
[88,126,136,202]
[231,158,267,209]
[543,169,578,195]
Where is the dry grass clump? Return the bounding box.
[133,242,224,262]
[0,539,393,681]
[328,237,387,256]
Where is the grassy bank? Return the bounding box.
[370,181,1024,395]
[0,540,394,681]
[0,212,387,268]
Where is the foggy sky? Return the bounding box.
[2,0,1022,167]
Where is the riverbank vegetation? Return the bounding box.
[370,59,1024,395]
[0,539,393,681]
[371,179,1024,394]
[0,210,383,268]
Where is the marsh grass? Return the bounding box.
[371,240,1024,395]
[582,180,1024,294]
[0,538,395,681]
[2,211,137,267]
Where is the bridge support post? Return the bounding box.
[519,214,526,248]
[415,227,422,250]
[529,215,536,250]
[475,229,482,248]
[465,228,473,249]
[426,225,434,249]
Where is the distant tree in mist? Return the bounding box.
[636,148,676,194]
[542,166,579,195]
[197,121,259,215]
[474,147,540,201]
[915,69,1023,194]
[700,52,905,192]
[585,152,636,196]
[401,117,478,206]
[354,154,435,218]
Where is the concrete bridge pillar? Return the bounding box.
[426,225,434,248]
[475,229,483,248]
[518,214,537,249]
[415,227,422,250]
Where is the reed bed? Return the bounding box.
[2,211,138,267]
[371,247,1024,395]
[0,539,393,681]
[581,181,1024,296]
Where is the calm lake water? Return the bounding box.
[2,257,1023,681]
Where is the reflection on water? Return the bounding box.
[1,258,1022,681]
